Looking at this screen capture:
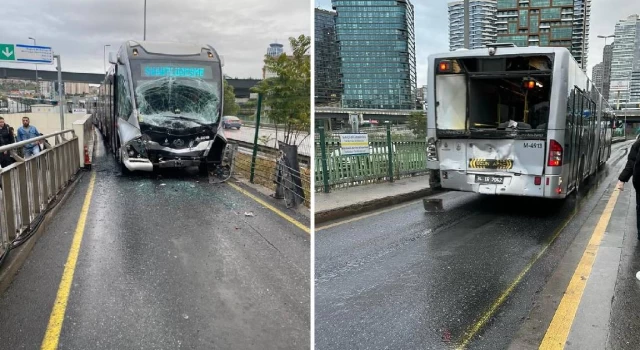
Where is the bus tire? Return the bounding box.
[429,169,441,189]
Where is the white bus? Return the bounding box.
[98,40,230,175]
[426,46,615,199]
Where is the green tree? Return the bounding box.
[407,111,427,137]
[251,34,310,145]
[223,79,239,116]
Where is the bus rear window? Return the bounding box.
[435,54,554,137]
[469,75,551,131]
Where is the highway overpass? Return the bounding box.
[0,67,259,98]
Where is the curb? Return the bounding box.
[315,187,437,225]
[0,170,86,296]
[231,176,311,221]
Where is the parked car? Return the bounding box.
[222,116,242,129]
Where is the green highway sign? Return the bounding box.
[0,43,53,64]
[0,44,15,61]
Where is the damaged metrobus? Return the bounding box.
[426,46,615,199]
[97,40,234,178]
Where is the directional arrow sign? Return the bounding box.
[0,43,53,64]
[0,44,15,61]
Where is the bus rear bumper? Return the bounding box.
[439,170,566,198]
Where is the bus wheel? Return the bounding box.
[198,161,209,176]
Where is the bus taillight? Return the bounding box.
[438,61,452,73]
[548,140,563,167]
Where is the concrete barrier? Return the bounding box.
[72,115,94,168]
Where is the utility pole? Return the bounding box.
[463,0,470,49]
[54,54,64,130]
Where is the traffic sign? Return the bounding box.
[0,44,15,61]
[0,43,53,64]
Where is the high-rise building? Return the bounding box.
[609,14,640,106]
[448,0,497,51]
[315,8,342,106]
[266,43,284,57]
[496,0,591,70]
[602,43,614,101]
[592,62,604,93]
[332,0,417,110]
[63,82,90,96]
[572,0,590,69]
[263,43,285,79]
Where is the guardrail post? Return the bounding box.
[2,172,16,241]
[387,123,394,183]
[250,93,263,184]
[318,125,330,193]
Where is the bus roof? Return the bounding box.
[427,46,572,61]
[124,40,213,56]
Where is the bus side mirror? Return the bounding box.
[220,55,225,67]
[108,52,117,65]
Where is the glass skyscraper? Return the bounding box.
[332,0,417,110]
[448,0,498,51]
[496,0,591,70]
[610,15,640,105]
[315,8,342,106]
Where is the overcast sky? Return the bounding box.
[315,0,640,86]
[0,0,310,79]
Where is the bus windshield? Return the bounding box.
[130,59,222,127]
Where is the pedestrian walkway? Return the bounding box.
[315,175,431,224]
[510,180,640,350]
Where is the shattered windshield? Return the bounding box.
[131,60,222,128]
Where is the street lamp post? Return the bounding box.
[103,44,111,73]
[597,34,615,46]
[144,0,147,40]
[28,37,38,97]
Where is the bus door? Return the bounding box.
[570,88,584,185]
[565,91,576,189]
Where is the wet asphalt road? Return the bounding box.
[0,132,310,349]
[315,142,632,350]
[608,194,640,350]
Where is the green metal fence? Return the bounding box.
[315,124,428,192]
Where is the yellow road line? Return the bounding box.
[539,188,620,350]
[316,200,422,231]
[227,182,310,234]
[41,171,96,350]
[456,205,580,349]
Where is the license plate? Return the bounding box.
[476,175,504,184]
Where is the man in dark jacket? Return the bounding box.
[0,117,15,167]
[617,138,640,239]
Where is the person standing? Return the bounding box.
[617,137,640,240]
[0,117,15,167]
[16,116,42,158]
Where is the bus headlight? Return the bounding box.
[124,138,146,158]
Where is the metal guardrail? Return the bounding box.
[231,140,310,167]
[0,129,80,265]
